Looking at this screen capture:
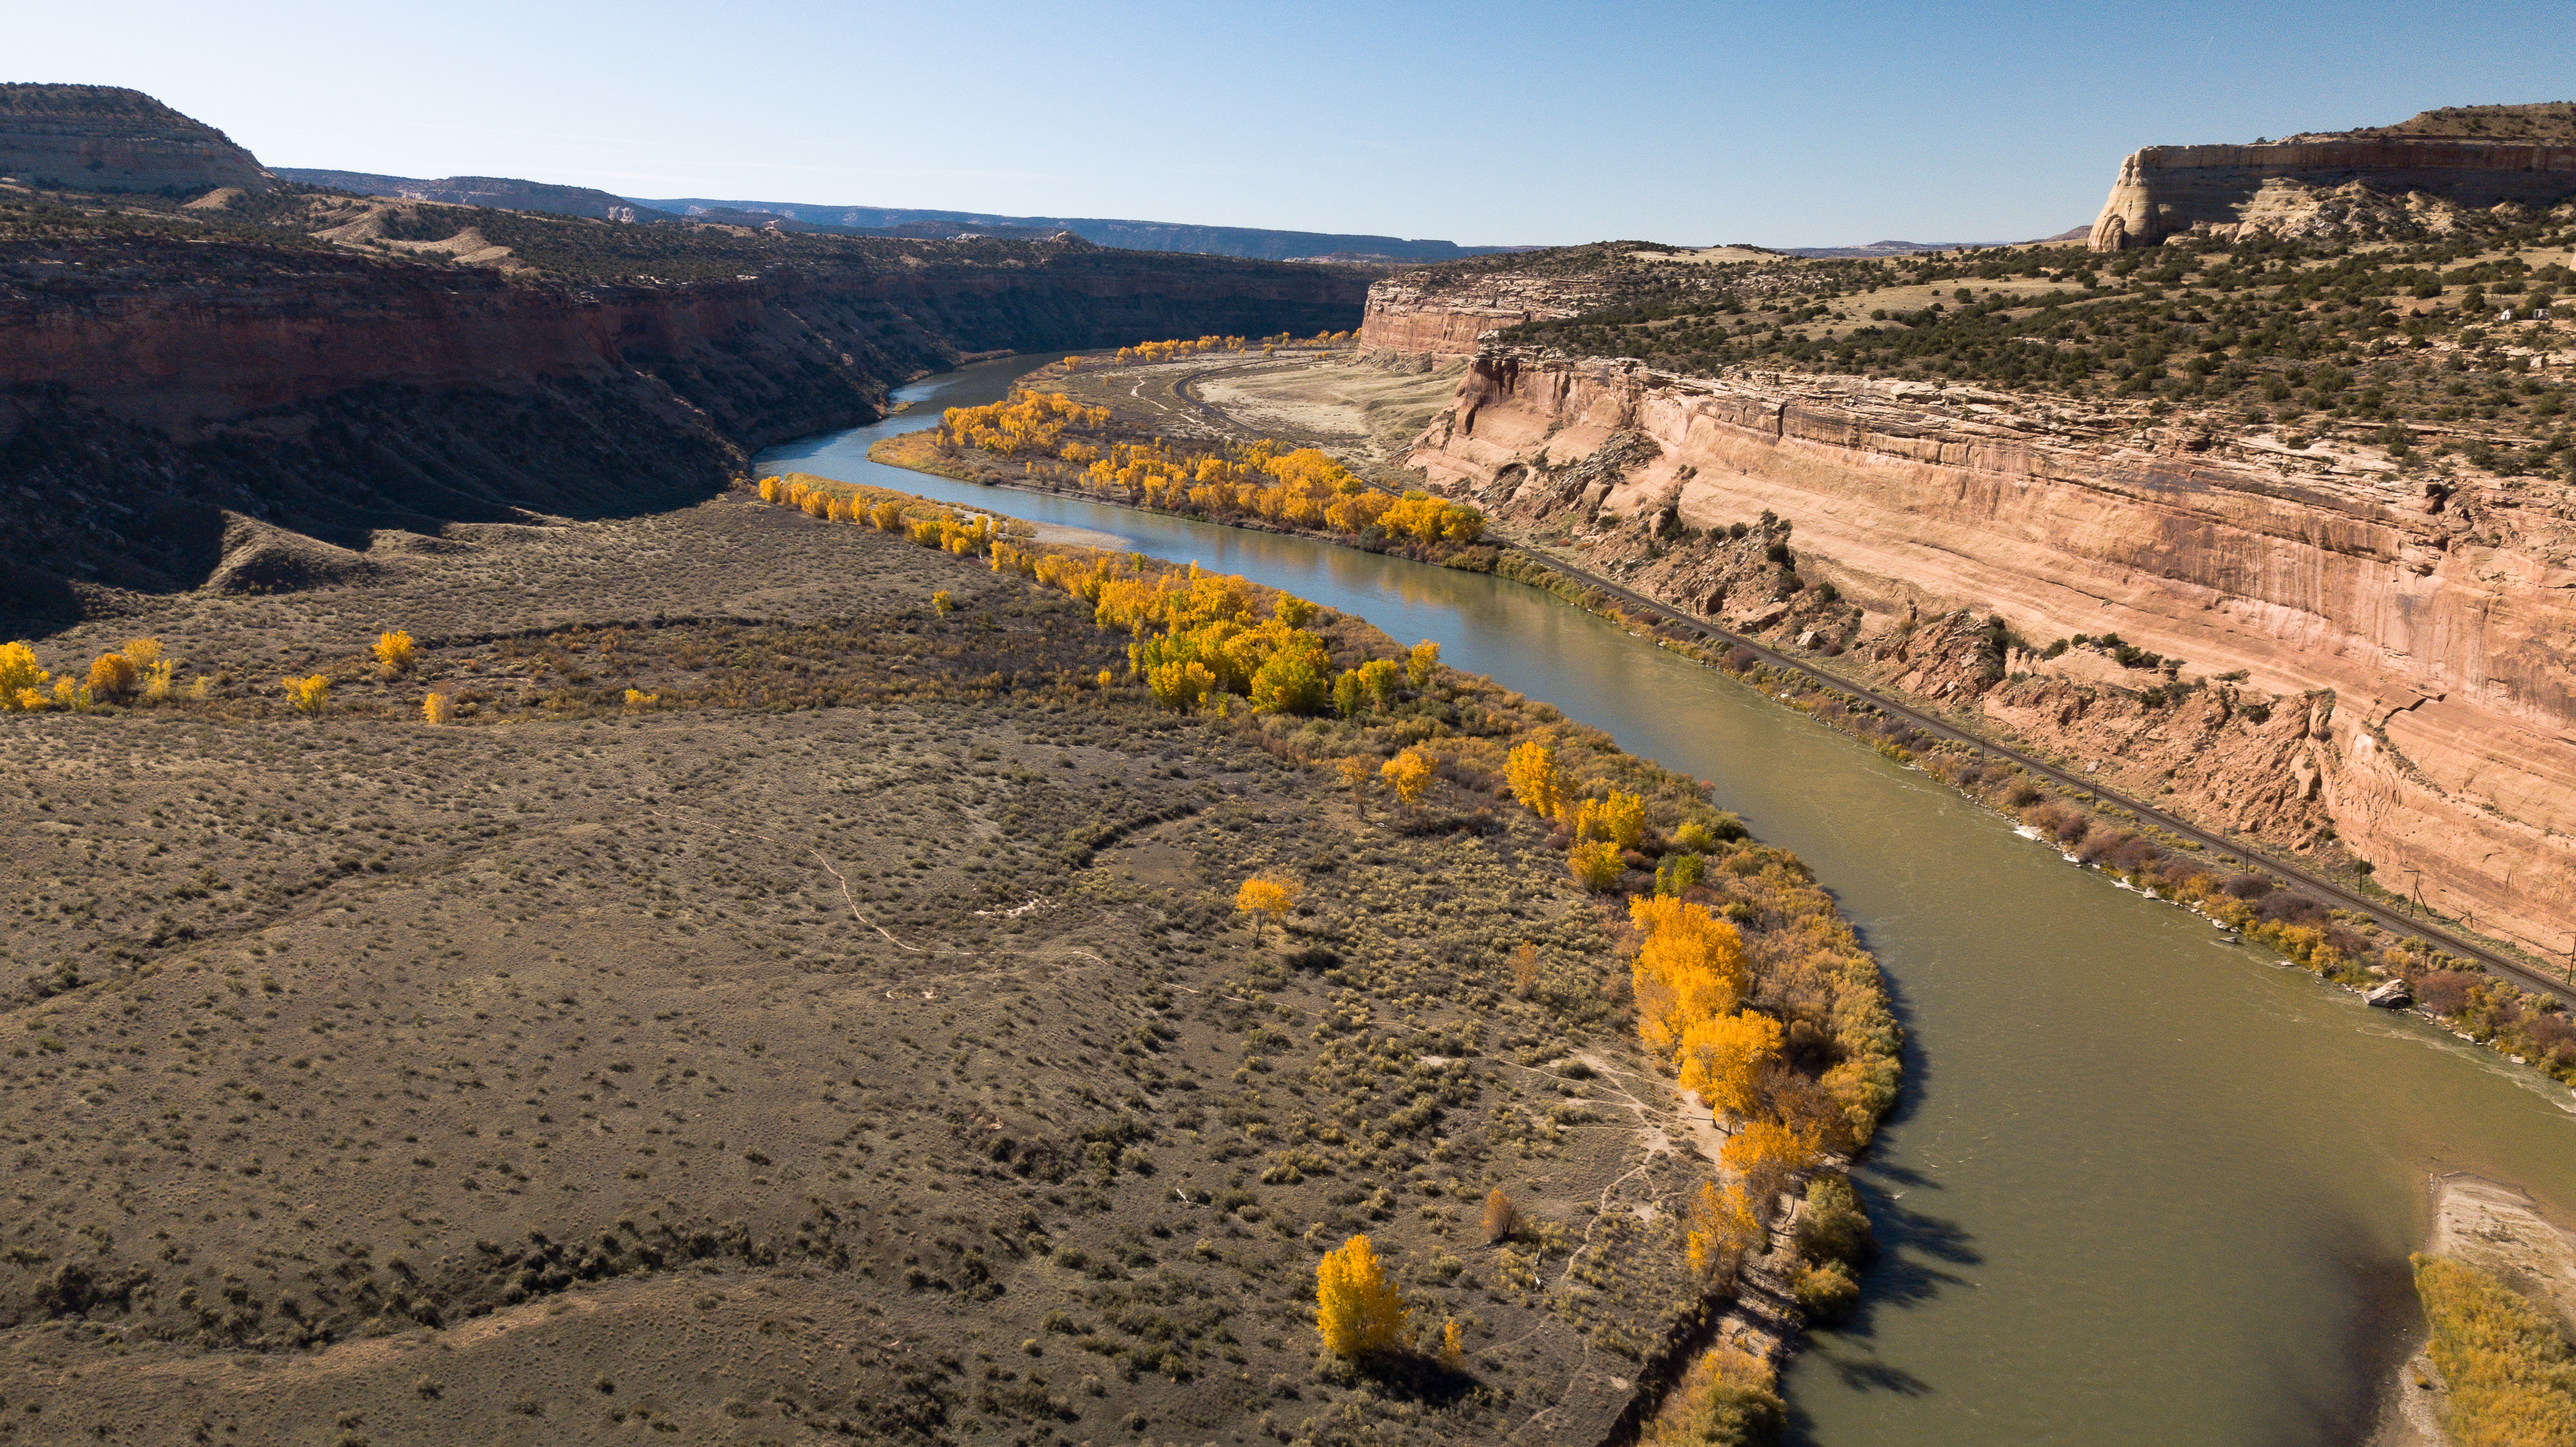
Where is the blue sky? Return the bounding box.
[18,0,2574,247]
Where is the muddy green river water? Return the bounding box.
[761,358,2576,1445]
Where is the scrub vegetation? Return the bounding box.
[0,465,1896,1443]
[1471,214,2576,479]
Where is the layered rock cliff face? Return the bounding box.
[1408,350,2576,957]
[1358,272,1593,358]
[0,85,270,194]
[0,234,1365,622]
[2088,137,2576,250]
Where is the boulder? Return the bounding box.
[2365,978,2414,1009]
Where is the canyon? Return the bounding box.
[0,87,1366,622]
[1367,316,2576,960]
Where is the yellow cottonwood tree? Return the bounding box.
[1235,875,1302,946]
[1569,839,1624,892]
[1382,749,1433,810]
[1315,1234,1409,1357]
[1678,1010,1784,1117]
[1684,1180,1764,1277]
[281,675,330,714]
[0,641,48,709]
[1405,639,1440,688]
[1629,896,1748,1057]
[1505,740,1561,818]
[1575,791,1646,849]
[86,652,138,702]
[372,629,416,676]
[1722,1117,1823,1180]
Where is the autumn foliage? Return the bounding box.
[372,629,416,675]
[1380,748,1433,809]
[1234,875,1302,946]
[3,638,179,711]
[932,392,1485,552]
[1315,1234,1409,1357]
[1629,896,1749,1057]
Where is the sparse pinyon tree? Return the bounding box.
[1315,1233,1409,1357]
[1234,875,1302,947]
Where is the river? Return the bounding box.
[759,358,2576,1446]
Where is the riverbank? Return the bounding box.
[771,357,2576,1444]
[2393,1175,2576,1446]
[739,469,1907,1431]
[868,415,2576,1100]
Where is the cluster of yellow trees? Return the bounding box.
[924,390,1485,549]
[1037,432,1481,545]
[989,547,1343,717]
[1,637,183,712]
[1109,336,1242,366]
[1058,332,1354,372]
[934,391,1109,458]
[1504,740,1664,889]
[1500,736,1816,1274]
[758,474,994,556]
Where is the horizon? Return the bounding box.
[12,1,2574,249]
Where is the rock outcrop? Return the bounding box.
[0,84,270,194]
[1357,272,1594,358]
[2089,109,2576,250]
[1406,350,2576,959]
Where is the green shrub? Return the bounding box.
[1793,1174,1875,1268]
[1793,1260,1859,1325]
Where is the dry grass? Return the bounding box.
[2414,1253,2576,1447]
[0,489,1791,1445]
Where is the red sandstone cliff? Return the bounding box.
[0,233,1365,615]
[1407,350,2576,958]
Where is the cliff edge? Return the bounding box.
[2088,102,2576,250]
[0,83,271,194]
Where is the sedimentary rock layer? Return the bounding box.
[2088,139,2576,250]
[1407,350,2576,956]
[0,237,1365,616]
[0,84,270,194]
[1356,273,1593,358]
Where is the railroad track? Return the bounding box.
[1529,547,2576,1006]
[1157,356,2575,1003]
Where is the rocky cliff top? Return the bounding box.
[2309,101,2576,145]
[274,168,678,223]
[0,83,270,193]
